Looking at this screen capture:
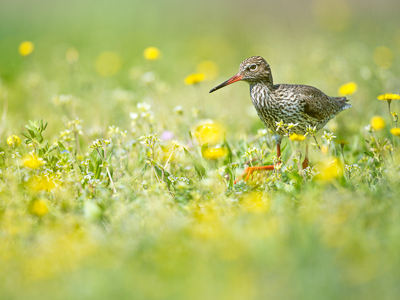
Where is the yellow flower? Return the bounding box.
[377,93,400,101]
[193,120,224,145]
[143,47,161,60]
[202,146,227,160]
[185,73,205,85]
[289,133,306,141]
[7,135,21,147]
[31,199,48,217]
[338,82,358,96]
[29,175,56,192]
[18,41,34,56]
[370,116,385,131]
[95,51,122,77]
[390,128,400,137]
[241,192,270,214]
[315,159,342,182]
[196,61,218,81]
[22,154,45,169]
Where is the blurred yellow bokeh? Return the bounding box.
[316,159,342,181]
[201,146,227,160]
[95,51,122,77]
[22,154,45,169]
[66,47,79,64]
[289,133,306,141]
[185,73,205,85]
[31,199,49,217]
[313,0,351,32]
[338,82,358,96]
[196,61,218,81]
[193,120,224,145]
[143,47,161,60]
[370,116,385,131]
[390,128,400,136]
[18,41,34,56]
[373,46,393,69]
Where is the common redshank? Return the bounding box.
[209,56,351,182]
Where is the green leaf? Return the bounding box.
[183,147,205,179]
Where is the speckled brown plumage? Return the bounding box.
[210,56,351,141]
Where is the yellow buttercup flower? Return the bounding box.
[19,41,34,56]
[22,154,45,169]
[7,135,21,147]
[31,199,48,217]
[95,51,122,77]
[377,93,400,101]
[202,146,227,160]
[193,120,224,145]
[315,159,342,182]
[185,73,205,85]
[143,47,161,60]
[338,82,357,96]
[370,116,385,131]
[29,175,56,192]
[289,133,306,141]
[390,128,400,137]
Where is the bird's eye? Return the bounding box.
[249,64,257,71]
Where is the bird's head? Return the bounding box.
[209,56,273,93]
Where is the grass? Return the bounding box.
[1,1,400,299]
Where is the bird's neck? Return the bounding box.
[250,81,274,94]
[250,82,274,107]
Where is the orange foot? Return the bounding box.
[234,165,275,184]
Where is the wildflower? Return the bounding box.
[7,135,21,147]
[390,128,400,137]
[143,47,161,60]
[202,146,227,160]
[22,154,45,169]
[95,51,122,77]
[322,131,336,145]
[315,159,342,182]
[241,192,270,214]
[173,105,184,115]
[66,47,79,64]
[338,82,357,96]
[370,116,385,131]
[185,73,205,85]
[196,61,218,81]
[31,199,48,217]
[18,41,34,56]
[321,145,329,155]
[377,93,400,102]
[193,120,224,145]
[29,175,56,192]
[289,133,306,141]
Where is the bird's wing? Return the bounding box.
[275,84,345,120]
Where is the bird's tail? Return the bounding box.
[334,97,352,111]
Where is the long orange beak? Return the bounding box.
[209,74,243,93]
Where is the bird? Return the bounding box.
[209,56,351,183]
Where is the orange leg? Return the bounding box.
[234,143,281,184]
[302,143,309,169]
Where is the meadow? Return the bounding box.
[1,0,400,299]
